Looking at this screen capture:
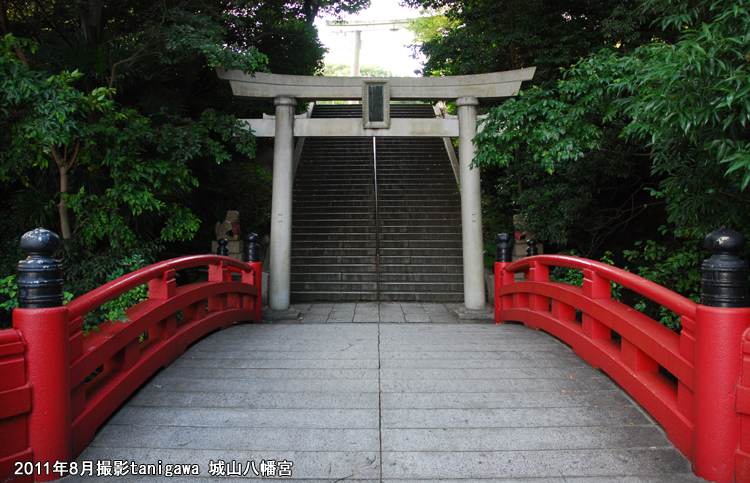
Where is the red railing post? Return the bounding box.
[13,229,72,481]
[581,269,612,341]
[692,226,750,483]
[244,233,263,323]
[494,234,514,324]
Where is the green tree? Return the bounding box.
[323,62,393,77]
[475,0,750,239]
[402,0,665,81]
[0,0,358,249]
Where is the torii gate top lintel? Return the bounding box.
[216,67,536,102]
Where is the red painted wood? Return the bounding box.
[505,255,698,318]
[65,255,255,319]
[0,255,260,483]
[0,447,32,483]
[63,256,261,460]
[13,307,72,482]
[499,282,693,386]
[496,256,698,464]
[71,308,255,455]
[0,328,32,483]
[693,306,750,482]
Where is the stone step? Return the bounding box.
[379,281,463,292]
[293,219,376,227]
[293,225,377,234]
[293,272,378,282]
[379,247,463,257]
[378,194,460,202]
[292,108,463,302]
[380,256,462,265]
[294,240,376,249]
[292,247,377,257]
[379,263,463,274]
[291,291,378,302]
[378,291,463,302]
[293,212,375,220]
[379,272,463,283]
[380,232,462,241]
[377,212,461,220]
[291,281,378,292]
[292,255,376,265]
[379,240,463,249]
[377,205,460,213]
[294,206,375,214]
[293,232,376,241]
[292,263,376,273]
[378,222,462,231]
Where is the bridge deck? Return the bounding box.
[70,303,705,482]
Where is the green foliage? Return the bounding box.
[548,250,623,300]
[474,0,750,247]
[621,228,707,330]
[59,239,160,334]
[0,275,18,316]
[402,0,663,80]
[406,9,457,45]
[68,107,257,248]
[323,63,393,77]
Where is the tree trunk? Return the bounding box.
[1,0,30,68]
[76,0,103,43]
[58,166,72,240]
[51,144,80,240]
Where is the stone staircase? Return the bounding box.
[290,103,463,302]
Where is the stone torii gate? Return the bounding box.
[217,67,536,313]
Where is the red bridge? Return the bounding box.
[1,227,750,482]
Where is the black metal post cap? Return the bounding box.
[496,233,512,263]
[526,238,538,257]
[701,226,749,307]
[243,233,261,263]
[17,228,64,309]
[217,238,229,256]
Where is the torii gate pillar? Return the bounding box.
[268,96,297,310]
[456,96,485,309]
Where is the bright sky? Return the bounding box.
[314,0,425,77]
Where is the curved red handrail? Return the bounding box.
[505,255,698,319]
[496,254,701,461]
[65,254,261,457]
[66,255,255,320]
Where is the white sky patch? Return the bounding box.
[314,0,425,77]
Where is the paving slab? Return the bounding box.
[64,312,706,482]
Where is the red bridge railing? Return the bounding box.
[0,229,261,482]
[495,230,750,483]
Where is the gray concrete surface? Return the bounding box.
[65,303,705,482]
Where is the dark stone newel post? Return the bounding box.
[217,238,229,257]
[496,233,512,263]
[243,233,261,263]
[526,238,538,257]
[700,225,749,307]
[17,227,64,309]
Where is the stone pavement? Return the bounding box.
[269,302,485,324]
[65,303,706,482]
